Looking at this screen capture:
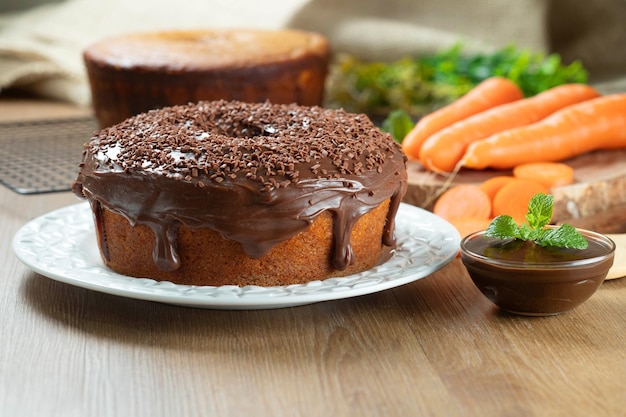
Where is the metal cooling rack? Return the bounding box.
[0,117,98,194]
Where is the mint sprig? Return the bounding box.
[485,193,588,249]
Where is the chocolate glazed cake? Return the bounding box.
[72,100,408,286]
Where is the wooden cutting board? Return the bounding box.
[402,148,626,223]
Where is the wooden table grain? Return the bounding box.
[1,98,625,417]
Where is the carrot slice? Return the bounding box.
[461,94,626,170]
[492,179,549,224]
[419,83,601,172]
[513,162,574,188]
[449,217,493,239]
[478,175,517,217]
[401,77,523,160]
[433,184,492,221]
[479,176,517,201]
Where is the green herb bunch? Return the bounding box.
[326,44,588,121]
[485,193,588,249]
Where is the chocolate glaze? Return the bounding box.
[73,100,407,272]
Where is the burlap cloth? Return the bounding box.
[0,0,624,107]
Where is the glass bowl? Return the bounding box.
[460,227,616,316]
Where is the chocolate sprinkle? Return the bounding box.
[88,100,399,189]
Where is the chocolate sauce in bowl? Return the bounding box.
[465,236,611,264]
[460,230,616,315]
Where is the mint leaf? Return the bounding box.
[525,193,553,229]
[485,193,588,249]
[538,224,589,249]
[518,223,536,241]
[486,215,520,239]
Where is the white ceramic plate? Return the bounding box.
[13,202,460,309]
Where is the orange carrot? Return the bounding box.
[419,84,601,172]
[449,217,493,239]
[512,162,574,188]
[401,77,523,160]
[492,179,549,224]
[478,176,516,216]
[479,176,517,202]
[433,184,492,221]
[462,94,626,170]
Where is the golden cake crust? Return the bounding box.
[83,29,330,127]
[84,29,329,70]
[97,200,390,287]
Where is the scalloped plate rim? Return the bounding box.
[13,202,460,309]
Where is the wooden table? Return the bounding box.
[1,97,625,417]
